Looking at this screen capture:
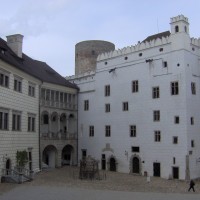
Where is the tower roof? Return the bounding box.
[0,37,78,89]
[142,31,171,43]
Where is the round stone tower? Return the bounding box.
[75,40,115,75]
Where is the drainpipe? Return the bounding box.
[38,83,42,170]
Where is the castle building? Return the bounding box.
[0,34,78,181]
[68,15,200,180]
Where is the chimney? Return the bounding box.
[6,34,24,58]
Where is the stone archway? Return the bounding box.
[62,145,74,166]
[107,155,117,172]
[42,145,58,168]
[130,155,141,174]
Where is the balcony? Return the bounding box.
[41,131,77,140]
[40,100,77,110]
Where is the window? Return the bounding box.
[191,117,194,125]
[173,157,176,164]
[84,100,89,111]
[191,140,194,148]
[154,131,161,142]
[173,136,178,144]
[191,82,196,95]
[130,125,136,137]
[28,114,36,132]
[152,87,159,99]
[153,110,160,121]
[14,77,22,92]
[175,25,179,33]
[105,85,110,96]
[132,80,139,93]
[163,61,168,68]
[105,125,111,137]
[122,102,129,111]
[139,53,143,57]
[0,109,9,130]
[171,81,179,95]
[174,116,180,124]
[0,71,9,88]
[105,103,110,113]
[28,83,35,97]
[159,48,163,52]
[12,111,21,131]
[132,146,140,152]
[43,114,49,124]
[89,126,94,137]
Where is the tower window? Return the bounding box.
[175,25,179,33]
[184,26,187,33]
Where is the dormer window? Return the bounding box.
[175,25,179,33]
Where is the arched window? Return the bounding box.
[43,114,49,124]
[175,25,179,33]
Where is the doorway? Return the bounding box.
[172,167,179,179]
[132,157,140,173]
[153,162,160,177]
[110,157,116,171]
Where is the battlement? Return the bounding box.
[191,37,200,46]
[170,15,189,24]
[97,35,171,61]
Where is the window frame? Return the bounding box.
[0,108,9,130]
[105,103,110,113]
[152,86,160,99]
[105,125,111,137]
[130,125,136,137]
[12,110,22,131]
[28,113,36,132]
[191,82,196,95]
[0,69,10,88]
[171,81,179,95]
[28,82,36,97]
[14,76,22,93]
[122,102,129,111]
[154,130,161,142]
[89,125,94,137]
[173,136,178,144]
[105,85,110,97]
[132,80,139,93]
[84,100,89,111]
[153,110,160,122]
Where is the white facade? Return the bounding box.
[0,59,41,178]
[68,15,200,180]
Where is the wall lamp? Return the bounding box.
[146,59,153,63]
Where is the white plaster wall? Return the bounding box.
[76,37,200,180]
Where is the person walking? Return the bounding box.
[188,179,195,192]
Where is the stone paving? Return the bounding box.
[0,166,200,196]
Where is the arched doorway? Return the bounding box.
[62,145,74,166]
[6,159,11,175]
[110,157,116,172]
[132,157,140,173]
[43,145,57,168]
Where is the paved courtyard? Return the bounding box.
[0,166,200,200]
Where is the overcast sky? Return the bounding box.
[0,0,199,76]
